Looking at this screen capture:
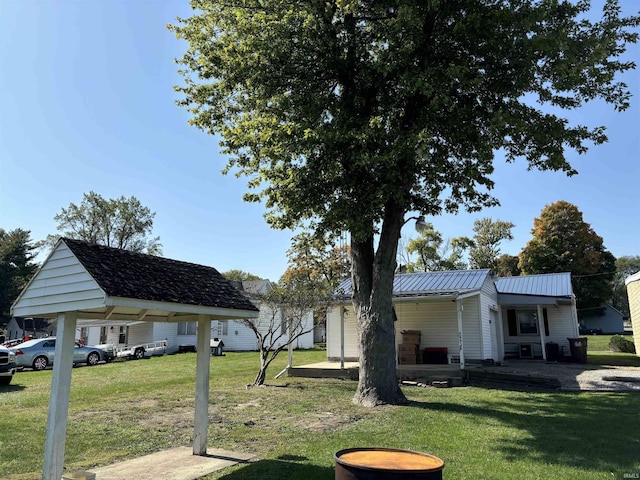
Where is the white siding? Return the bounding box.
[326,305,358,360]
[214,320,258,351]
[153,323,179,353]
[478,278,499,360]
[127,322,154,346]
[395,300,459,354]
[12,243,105,317]
[85,327,102,346]
[212,305,314,352]
[327,297,485,362]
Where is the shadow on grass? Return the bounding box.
[0,383,26,392]
[408,391,640,473]
[217,458,333,480]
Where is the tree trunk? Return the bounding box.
[253,350,270,386]
[351,201,408,406]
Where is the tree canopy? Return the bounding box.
[611,255,640,318]
[0,229,38,325]
[221,269,263,282]
[468,218,515,270]
[47,192,162,255]
[282,232,350,291]
[171,1,638,406]
[519,200,616,316]
[402,222,471,272]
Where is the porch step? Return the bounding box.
[401,376,464,388]
[465,368,561,389]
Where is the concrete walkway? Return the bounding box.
[87,447,254,480]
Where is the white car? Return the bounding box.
[0,344,17,385]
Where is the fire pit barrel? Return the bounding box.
[335,448,444,480]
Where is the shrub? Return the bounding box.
[608,335,636,354]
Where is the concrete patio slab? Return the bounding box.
[88,447,255,480]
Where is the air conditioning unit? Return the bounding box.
[519,344,533,359]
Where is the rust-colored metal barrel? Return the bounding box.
[335,448,445,480]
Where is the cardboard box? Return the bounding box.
[398,343,418,354]
[401,330,421,345]
[398,354,417,365]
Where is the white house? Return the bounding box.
[77,279,315,353]
[5,317,55,341]
[327,270,579,366]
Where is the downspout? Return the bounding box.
[456,298,465,369]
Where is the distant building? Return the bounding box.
[579,303,625,334]
[5,317,54,340]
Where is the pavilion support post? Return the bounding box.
[193,314,211,456]
[456,299,465,369]
[43,311,77,480]
[537,305,547,361]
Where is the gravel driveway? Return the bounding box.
[479,360,640,392]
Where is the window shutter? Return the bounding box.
[543,308,550,336]
[507,309,517,336]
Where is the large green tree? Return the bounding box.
[468,218,515,270]
[47,192,162,255]
[519,201,616,316]
[283,232,350,291]
[171,1,638,406]
[283,232,351,332]
[611,255,640,318]
[403,222,471,272]
[0,229,38,325]
[221,269,263,282]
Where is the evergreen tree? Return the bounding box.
[0,229,38,324]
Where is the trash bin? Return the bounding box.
[545,342,560,362]
[423,347,448,365]
[567,337,588,363]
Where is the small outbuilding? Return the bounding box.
[11,238,259,480]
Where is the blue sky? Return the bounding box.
[1,0,638,282]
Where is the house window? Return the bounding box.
[119,326,127,344]
[518,310,538,335]
[177,321,197,336]
[507,309,543,336]
[99,327,107,344]
[221,321,228,336]
[80,327,88,345]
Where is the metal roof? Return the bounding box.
[495,272,572,297]
[625,271,640,285]
[336,269,492,297]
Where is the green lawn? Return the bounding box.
[583,334,616,352]
[1,349,639,480]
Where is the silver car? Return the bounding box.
[10,338,106,371]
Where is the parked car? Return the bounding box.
[10,338,108,371]
[579,324,603,335]
[0,344,17,385]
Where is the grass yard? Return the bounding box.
[1,348,639,480]
[584,334,617,352]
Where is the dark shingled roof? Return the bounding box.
[62,238,258,312]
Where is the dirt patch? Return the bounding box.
[300,412,363,432]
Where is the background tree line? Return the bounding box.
[398,201,639,319]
